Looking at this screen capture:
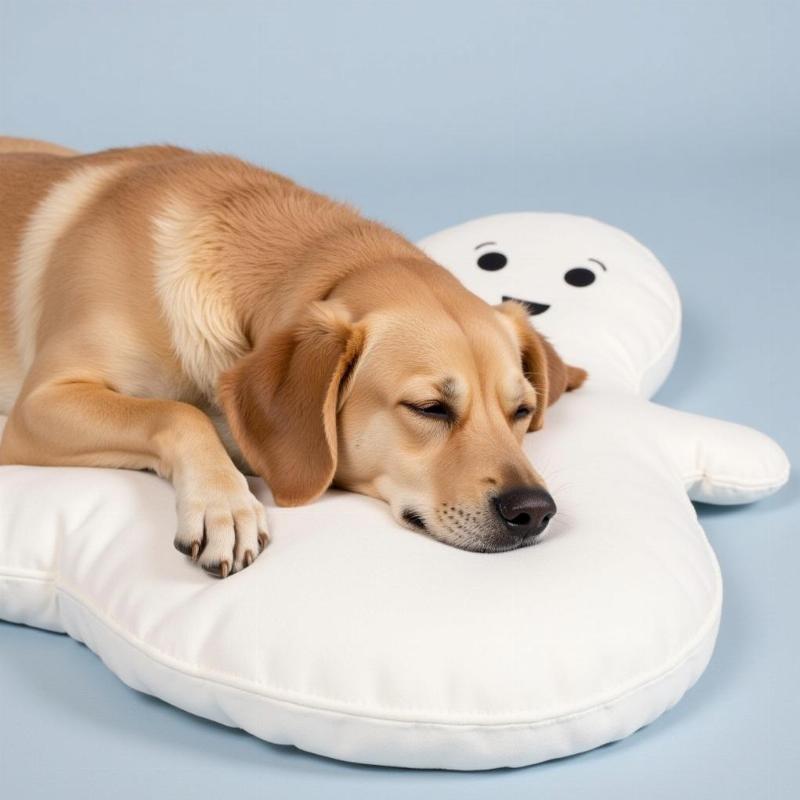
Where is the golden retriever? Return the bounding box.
[0,137,586,576]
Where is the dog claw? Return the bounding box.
[244,550,254,567]
[258,533,269,551]
[190,542,200,562]
[201,560,231,579]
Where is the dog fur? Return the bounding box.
[0,137,585,576]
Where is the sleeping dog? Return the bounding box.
[0,137,586,576]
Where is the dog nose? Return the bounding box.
[494,487,556,538]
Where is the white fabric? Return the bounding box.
[0,213,789,770]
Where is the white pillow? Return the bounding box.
[0,213,789,770]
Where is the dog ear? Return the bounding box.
[219,301,365,506]
[496,301,587,431]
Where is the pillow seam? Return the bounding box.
[50,566,721,728]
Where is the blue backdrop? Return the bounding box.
[1,1,797,798]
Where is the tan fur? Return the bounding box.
[497,300,587,431]
[0,136,78,157]
[15,163,130,372]
[0,139,585,575]
[152,198,249,398]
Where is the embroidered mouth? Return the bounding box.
[502,296,550,316]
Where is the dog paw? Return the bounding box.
[173,469,269,577]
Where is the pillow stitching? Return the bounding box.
[52,583,719,728]
[0,567,53,581]
[682,467,790,492]
[51,523,721,727]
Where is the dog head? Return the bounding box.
[220,261,585,552]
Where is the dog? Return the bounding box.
[0,137,586,576]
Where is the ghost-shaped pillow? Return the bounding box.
[419,212,789,504]
[419,212,680,399]
[0,213,789,772]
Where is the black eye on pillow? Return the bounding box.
[477,251,507,271]
[564,267,596,287]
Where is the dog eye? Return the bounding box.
[564,267,596,287]
[513,405,533,420]
[477,251,507,271]
[403,401,453,421]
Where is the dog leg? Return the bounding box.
[0,381,268,576]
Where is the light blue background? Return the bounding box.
[1,1,798,797]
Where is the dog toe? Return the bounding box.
[201,559,231,579]
[174,478,268,577]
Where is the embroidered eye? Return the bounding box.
[514,405,533,420]
[477,251,508,271]
[564,267,596,287]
